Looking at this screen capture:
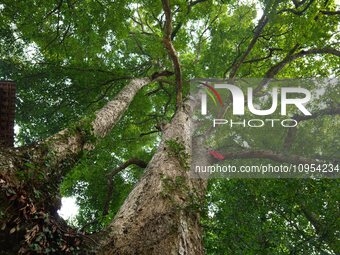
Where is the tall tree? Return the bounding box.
[0,0,339,254]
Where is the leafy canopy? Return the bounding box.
[0,0,339,253]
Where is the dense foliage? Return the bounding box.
[0,0,339,254]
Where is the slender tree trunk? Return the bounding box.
[97,104,207,255]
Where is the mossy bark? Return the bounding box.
[97,104,207,255]
[0,78,152,254]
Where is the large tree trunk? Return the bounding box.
[96,103,207,255]
[47,77,152,164]
[0,76,208,255]
[0,78,155,254]
[1,77,152,191]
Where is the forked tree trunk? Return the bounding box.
[97,104,207,255]
[0,78,152,190]
[1,76,208,254]
[0,78,156,254]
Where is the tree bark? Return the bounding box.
[1,78,153,188]
[0,77,157,254]
[0,78,153,227]
[96,103,207,255]
[47,77,152,165]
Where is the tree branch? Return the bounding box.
[214,149,327,165]
[277,0,315,15]
[170,0,208,40]
[161,0,183,109]
[320,10,340,15]
[243,47,283,63]
[264,47,340,79]
[228,14,269,79]
[102,158,147,216]
[284,106,340,151]
[294,105,340,121]
[44,72,173,171]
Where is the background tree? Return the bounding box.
[0,0,339,254]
